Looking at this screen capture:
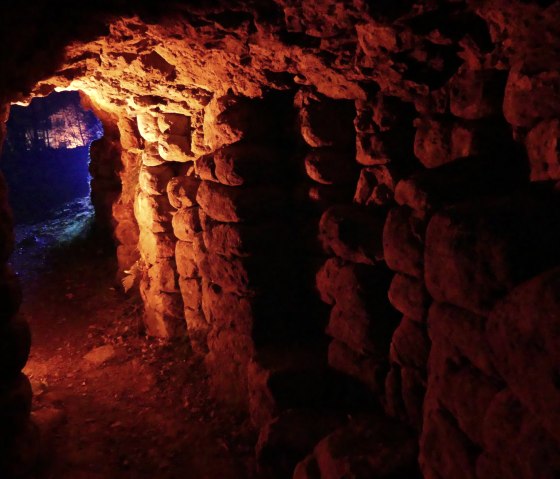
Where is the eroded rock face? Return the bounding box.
[1,0,560,477]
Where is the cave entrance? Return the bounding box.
[0,89,254,478]
[1,91,104,280]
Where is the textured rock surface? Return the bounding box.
[1,0,560,477]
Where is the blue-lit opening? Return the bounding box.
[0,91,103,273]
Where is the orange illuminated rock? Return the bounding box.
[171,207,201,242]
[140,279,184,338]
[167,175,200,209]
[205,327,254,408]
[175,240,198,278]
[141,142,166,167]
[201,280,254,336]
[178,277,201,310]
[138,230,175,265]
[138,164,175,196]
[157,113,190,136]
[158,134,193,162]
[114,219,140,246]
[196,181,283,223]
[147,258,179,293]
[137,113,160,142]
[184,308,209,355]
[134,191,173,233]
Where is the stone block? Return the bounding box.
[420,407,477,479]
[157,113,190,136]
[414,117,488,168]
[136,113,159,142]
[141,142,166,167]
[198,252,251,295]
[425,193,560,314]
[298,93,355,148]
[138,163,174,196]
[178,277,201,310]
[114,219,139,246]
[138,230,175,265]
[383,206,425,278]
[256,410,344,479]
[196,181,284,223]
[204,93,290,150]
[175,240,198,278]
[389,317,430,370]
[202,221,287,258]
[134,191,173,233]
[212,142,283,187]
[477,389,560,479]
[158,134,194,162]
[184,308,208,355]
[401,367,426,431]
[326,301,396,356]
[167,175,200,209]
[316,257,393,311]
[147,258,178,293]
[449,67,507,120]
[319,205,385,265]
[205,327,254,408]
[201,280,254,337]
[487,267,560,443]
[328,340,385,394]
[171,206,201,242]
[140,282,185,338]
[504,66,560,128]
[427,337,501,446]
[388,274,430,322]
[309,416,419,479]
[353,165,397,206]
[525,118,560,181]
[428,302,496,377]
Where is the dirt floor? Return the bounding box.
[12,213,256,479]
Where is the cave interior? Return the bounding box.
[1,0,560,478]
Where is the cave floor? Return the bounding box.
[14,216,255,479]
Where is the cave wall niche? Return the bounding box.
[1,1,560,478]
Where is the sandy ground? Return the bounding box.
[12,213,256,479]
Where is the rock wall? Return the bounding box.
[1,0,560,477]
